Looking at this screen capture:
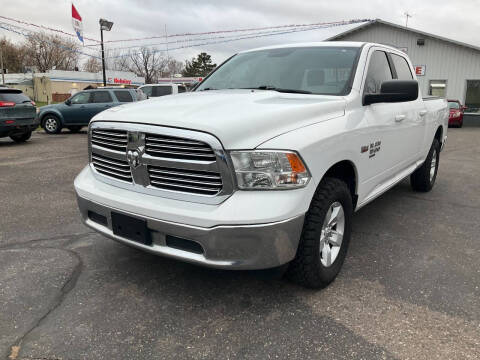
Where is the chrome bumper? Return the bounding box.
[77,196,305,270]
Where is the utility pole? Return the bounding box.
[0,45,5,86]
[404,12,413,28]
[165,24,172,84]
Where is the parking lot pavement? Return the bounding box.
[0,129,479,360]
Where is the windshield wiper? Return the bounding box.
[246,85,312,94]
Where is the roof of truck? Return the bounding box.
[241,41,366,53]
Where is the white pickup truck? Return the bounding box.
[74,42,448,288]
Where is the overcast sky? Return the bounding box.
[2,0,480,65]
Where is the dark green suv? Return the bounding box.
[38,88,145,134]
[0,87,38,143]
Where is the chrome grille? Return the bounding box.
[145,133,216,161]
[91,153,132,182]
[148,166,222,195]
[89,123,234,205]
[91,129,128,152]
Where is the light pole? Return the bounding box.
[99,18,114,87]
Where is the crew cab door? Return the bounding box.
[388,52,425,161]
[360,49,406,185]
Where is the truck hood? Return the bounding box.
[93,89,346,149]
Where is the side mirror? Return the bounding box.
[65,99,72,106]
[363,80,418,106]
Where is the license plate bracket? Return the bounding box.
[111,212,151,245]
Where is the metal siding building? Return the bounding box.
[328,20,480,112]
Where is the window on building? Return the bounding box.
[429,80,447,97]
[364,51,393,94]
[390,54,413,80]
[90,91,113,103]
[114,90,133,102]
[70,92,90,104]
[465,80,480,113]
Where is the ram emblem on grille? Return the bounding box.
[127,149,141,168]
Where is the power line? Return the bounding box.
[94,18,372,46]
[106,19,370,59]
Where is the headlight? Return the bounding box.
[230,151,311,189]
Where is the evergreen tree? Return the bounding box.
[183,52,217,77]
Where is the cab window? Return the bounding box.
[390,54,413,80]
[153,86,172,96]
[178,85,186,93]
[141,86,152,97]
[364,51,393,94]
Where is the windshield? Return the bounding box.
[196,46,360,95]
[448,101,460,109]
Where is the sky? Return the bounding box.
[2,0,480,66]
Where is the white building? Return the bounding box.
[328,19,480,113]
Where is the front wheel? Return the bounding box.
[287,178,353,289]
[10,131,32,143]
[43,115,62,134]
[410,138,440,192]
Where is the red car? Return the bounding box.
[448,100,464,128]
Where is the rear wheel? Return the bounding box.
[67,126,82,133]
[10,131,32,143]
[287,178,353,289]
[410,138,440,192]
[43,115,62,134]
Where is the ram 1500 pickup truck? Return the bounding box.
[74,42,448,288]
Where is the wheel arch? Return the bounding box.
[321,160,358,208]
[40,111,64,127]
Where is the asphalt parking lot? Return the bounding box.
[0,128,479,360]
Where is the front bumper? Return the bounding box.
[75,166,313,269]
[77,196,304,269]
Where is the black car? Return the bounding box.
[0,87,38,143]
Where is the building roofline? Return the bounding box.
[326,18,480,53]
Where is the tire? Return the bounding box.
[410,138,440,192]
[67,126,82,133]
[43,115,62,134]
[9,131,32,143]
[287,177,353,289]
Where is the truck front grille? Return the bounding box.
[91,129,128,152]
[91,153,133,182]
[145,133,216,161]
[148,165,223,195]
[89,123,234,204]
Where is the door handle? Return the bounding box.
[419,110,427,117]
[395,114,406,122]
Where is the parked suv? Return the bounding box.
[138,83,187,98]
[38,88,144,134]
[0,87,38,143]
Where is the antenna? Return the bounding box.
[404,12,413,27]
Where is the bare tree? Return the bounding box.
[22,32,80,72]
[104,48,131,72]
[0,37,24,73]
[128,47,166,83]
[161,59,185,78]
[83,57,102,73]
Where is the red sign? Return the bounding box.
[113,78,132,85]
[414,65,426,76]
